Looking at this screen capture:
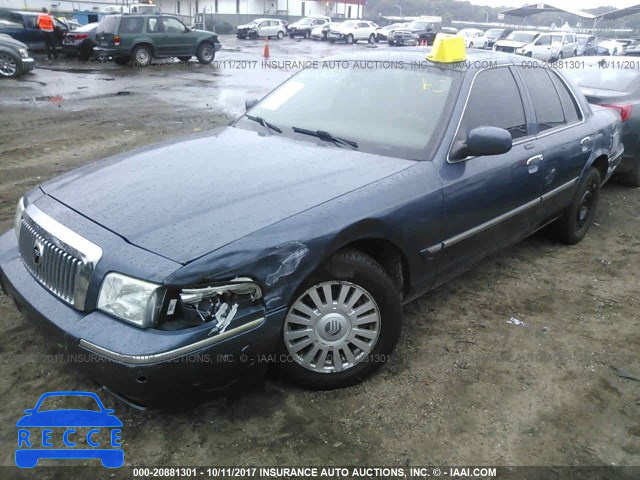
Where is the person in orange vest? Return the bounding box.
[37,8,56,60]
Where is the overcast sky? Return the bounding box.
[468,0,638,9]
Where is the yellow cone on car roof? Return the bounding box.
[427,34,467,63]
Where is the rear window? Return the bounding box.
[120,16,145,34]
[96,15,117,34]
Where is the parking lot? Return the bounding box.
[1,35,639,473]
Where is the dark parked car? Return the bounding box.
[93,14,221,67]
[483,27,513,49]
[286,16,330,39]
[0,44,624,407]
[560,58,640,186]
[0,33,34,78]
[625,45,640,56]
[62,22,98,61]
[577,34,598,56]
[390,20,442,46]
[0,11,76,51]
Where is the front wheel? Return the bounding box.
[368,34,375,44]
[196,42,215,64]
[346,34,354,45]
[278,249,402,389]
[0,52,20,78]
[277,31,284,40]
[388,40,395,46]
[469,42,474,48]
[550,168,601,244]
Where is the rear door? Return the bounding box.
[515,67,592,224]
[145,16,166,55]
[435,66,543,282]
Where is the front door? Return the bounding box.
[160,17,192,56]
[435,66,544,282]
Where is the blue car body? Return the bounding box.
[15,391,123,468]
[0,49,624,407]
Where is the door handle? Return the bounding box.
[580,136,591,145]
[526,154,543,174]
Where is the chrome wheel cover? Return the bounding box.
[136,49,150,65]
[284,281,381,373]
[0,53,17,77]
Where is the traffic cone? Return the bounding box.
[263,37,270,58]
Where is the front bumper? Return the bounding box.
[0,230,285,407]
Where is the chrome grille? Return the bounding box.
[17,206,102,310]
[19,219,81,305]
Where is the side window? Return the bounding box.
[519,68,565,132]
[120,17,144,34]
[147,17,160,33]
[358,22,368,28]
[549,71,582,124]
[162,17,186,33]
[457,68,527,142]
[536,36,550,46]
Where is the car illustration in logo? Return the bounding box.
[15,391,123,468]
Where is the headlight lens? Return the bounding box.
[14,197,25,241]
[97,273,164,328]
[19,48,28,58]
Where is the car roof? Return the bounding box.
[511,30,540,34]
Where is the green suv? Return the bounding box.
[94,14,221,66]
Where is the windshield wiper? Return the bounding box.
[292,127,358,149]
[246,115,282,134]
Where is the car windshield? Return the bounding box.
[507,32,537,43]
[485,29,503,37]
[459,30,479,38]
[241,63,460,159]
[37,395,101,412]
[561,67,640,92]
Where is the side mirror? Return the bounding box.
[245,98,259,111]
[452,126,512,160]
[184,27,190,33]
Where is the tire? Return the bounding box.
[78,41,93,61]
[0,52,20,78]
[614,160,640,187]
[277,249,403,389]
[329,39,336,44]
[177,56,192,62]
[388,40,394,46]
[550,168,601,244]
[346,34,354,45]
[469,42,474,48]
[368,34,375,44]
[289,33,295,39]
[113,56,130,65]
[277,31,284,40]
[196,42,215,64]
[132,44,152,67]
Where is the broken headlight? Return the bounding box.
[170,278,263,333]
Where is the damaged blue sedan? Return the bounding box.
[0,38,624,407]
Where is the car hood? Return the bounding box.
[237,23,255,29]
[496,40,529,48]
[0,34,27,49]
[41,127,415,264]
